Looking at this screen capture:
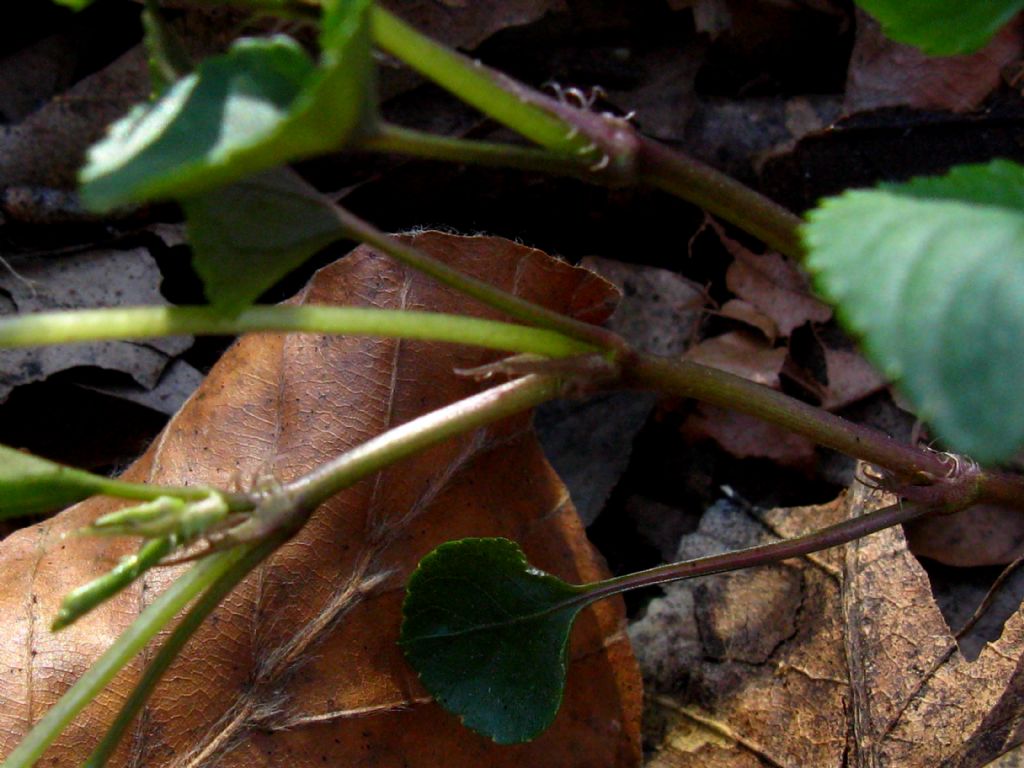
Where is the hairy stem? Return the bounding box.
[287,374,560,511]
[0,548,252,768]
[582,499,930,603]
[330,206,625,351]
[626,353,947,478]
[353,124,586,176]
[623,352,1024,508]
[371,6,803,259]
[0,305,597,359]
[371,8,597,160]
[635,138,804,258]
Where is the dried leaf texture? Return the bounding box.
[635,483,1024,767]
[0,232,641,767]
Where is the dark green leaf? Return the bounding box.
[80,0,373,211]
[183,169,347,311]
[0,444,105,517]
[854,0,1024,55]
[400,538,587,744]
[802,160,1024,463]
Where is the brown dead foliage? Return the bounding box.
[633,482,1024,767]
[845,9,1023,114]
[0,232,642,767]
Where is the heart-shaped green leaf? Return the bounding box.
[400,538,588,744]
[802,160,1024,464]
[80,0,373,211]
[183,169,347,311]
[853,0,1024,55]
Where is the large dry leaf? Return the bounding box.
[633,483,1024,767]
[0,232,641,767]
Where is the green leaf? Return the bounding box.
[52,0,93,9]
[80,0,373,211]
[0,444,106,517]
[400,538,587,744]
[183,169,347,311]
[853,0,1024,55]
[802,160,1024,464]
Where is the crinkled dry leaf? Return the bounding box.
[0,247,191,404]
[905,504,1024,567]
[0,232,641,767]
[682,403,817,467]
[821,346,887,411]
[718,299,778,343]
[633,482,1024,767]
[717,224,832,338]
[845,9,1023,114]
[685,331,787,388]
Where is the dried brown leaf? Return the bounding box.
[905,504,1024,567]
[634,482,1024,767]
[718,299,778,343]
[682,404,817,467]
[821,346,887,411]
[0,232,641,767]
[845,9,1023,113]
[0,248,191,403]
[685,331,787,388]
[717,224,831,338]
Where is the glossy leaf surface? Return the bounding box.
[80,0,373,210]
[402,538,587,744]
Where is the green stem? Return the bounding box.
[371,8,595,160]
[0,548,252,768]
[625,352,948,479]
[0,305,597,359]
[330,206,625,351]
[0,443,247,512]
[288,374,560,512]
[370,6,803,259]
[90,476,250,507]
[83,535,284,768]
[623,352,1024,509]
[52,537,175,631]
[635,138,804,259]
[353,124,586,176]
[581,499,929,605]
[5,376,563,766]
